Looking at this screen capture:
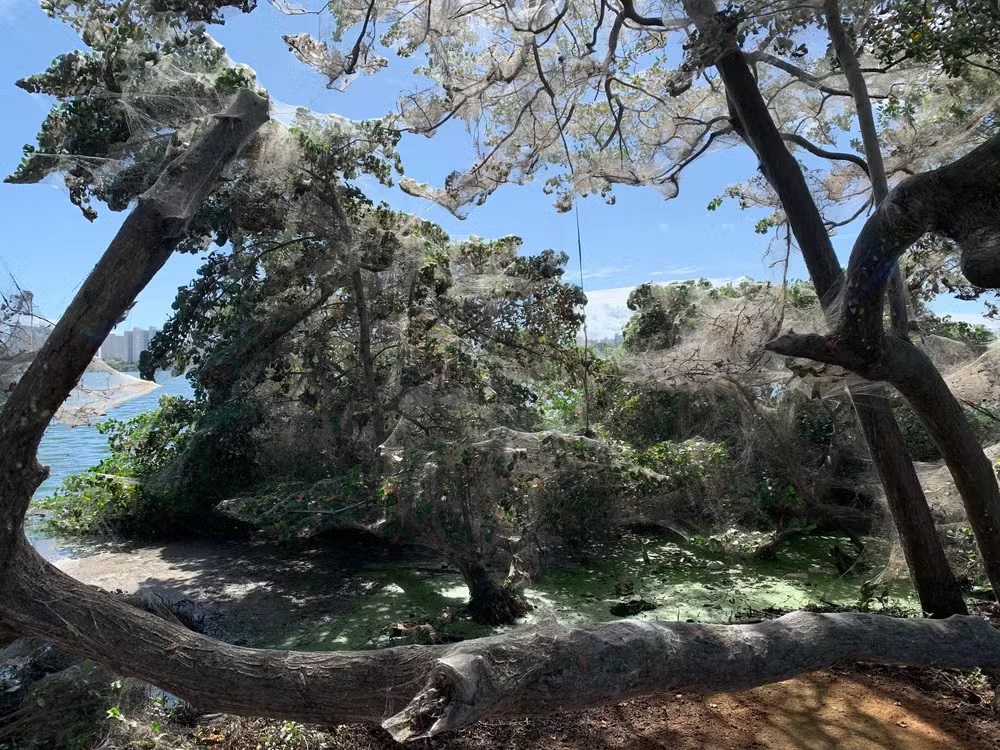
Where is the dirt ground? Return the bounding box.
[285,669,996,750]
[51,538,1000,750]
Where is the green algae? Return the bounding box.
[276,533,918,651]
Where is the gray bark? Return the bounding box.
[681,0,966,616]
[4,540,1000,743]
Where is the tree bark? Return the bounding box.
[681,0,966,616]
[456,558,530,626]
[823,0,909,335]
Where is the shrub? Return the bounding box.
[38,396,200,535]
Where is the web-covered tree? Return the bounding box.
[258,0,1000,617]
[5,0,1000,741]
[135,198,586,622]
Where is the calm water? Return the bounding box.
[33,371,194,500]
[27,371,193,560]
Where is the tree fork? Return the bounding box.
[681,0,966,615]
[765,132,1000,594]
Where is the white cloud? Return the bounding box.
[582,265,630,280]
[650,265,704,278]
[582,286,635,340]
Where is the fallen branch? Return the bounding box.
[4,545,1000,743]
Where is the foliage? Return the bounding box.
[622,281,708,353]
[895,397,1000,462]
[38,396,200,535]
[19,0,1000,630]
[919,313,995,348]
[626,439,730,492]
[870,0,1000,77]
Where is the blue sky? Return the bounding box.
[0,0,984,338]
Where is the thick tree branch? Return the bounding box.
[831,132,1000,350]
[618,0,665,28]
[4,541,1000,744]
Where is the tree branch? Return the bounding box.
[823,0,909,336]
[749,52,853,98]
[780,132,869,175]
[0,89,269,560]
[618,0,665,27]
[831,132,1000,351]
[4,542,1000,743]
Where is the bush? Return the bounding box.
[38,396,200,535]
[628,439,729,491]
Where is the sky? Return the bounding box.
[0,0,989,339]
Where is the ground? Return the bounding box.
[177,669,999,749]
[40,534,1000,750]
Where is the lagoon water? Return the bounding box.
[27,371,194,562]
[33,371,194,501]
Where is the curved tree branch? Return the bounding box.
[780,132,869,175]
[0,89,269,566]
[749,52,852,97]
[618,0,665,28]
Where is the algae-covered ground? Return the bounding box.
[276,533,917,651]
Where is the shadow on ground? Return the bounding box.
[315,671,995,750]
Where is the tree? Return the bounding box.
[5,0,1000,742]
[265,0,996,615]
[139,205,585,623]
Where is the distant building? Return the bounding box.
[98,326,159,363]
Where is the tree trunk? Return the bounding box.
[0,88,269,569]
[352,267,386,446]
[823,0,910,336]
[765,131,1000,595]
[456,558,530,626]
[681,0,966,616]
